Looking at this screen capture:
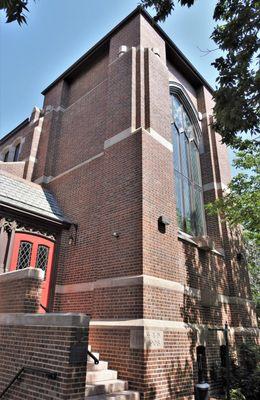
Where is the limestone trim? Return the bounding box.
[145,127,173,152]
[50,152,104,182]
[104,127,136,149]
[33,126,172,183]
[34,152,104,184]
[55,273,254,307]
[89,318,259,333]
[34,175,53,184]
[0,313,90,327]
[203,181,228,192]
[0,267,44,282]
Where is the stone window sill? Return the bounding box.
[177,231,224,257]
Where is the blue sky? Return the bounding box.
[0,0,220,139]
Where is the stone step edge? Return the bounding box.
[85,390,140,400]
[85,379,128,393]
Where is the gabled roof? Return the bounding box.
[42,6,214,95]
[0,172,70,226]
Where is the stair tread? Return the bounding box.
[86,369,118,384]
[86,380,128,387]
[85,379,128,396]
[87,361,108,371]
[86,391,140,399]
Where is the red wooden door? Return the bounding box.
[10,233,55,312]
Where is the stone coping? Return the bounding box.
[0,267,44,283]
[0,313,90,327]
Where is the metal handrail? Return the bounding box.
[0,366,57,398]
[39,303,50,313]
[87,350,99,365]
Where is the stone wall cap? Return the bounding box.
[0,313,90,327]
[0,267,44,283]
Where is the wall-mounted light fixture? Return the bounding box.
[112,232,120,238]
[118,45,128,57]
[158,216,170,234]
[68,223,78,245]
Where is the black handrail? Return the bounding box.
[0,366,57,398]
[40,303,50,313]
[87,350,99,365]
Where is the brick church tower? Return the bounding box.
[0,7,258,399]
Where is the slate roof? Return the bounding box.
[0,173,69,224]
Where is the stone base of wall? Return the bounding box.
[89,323,260,400]
[0,313,89,400]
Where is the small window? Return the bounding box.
[13,143,21,162]
[220,345,227,367]
[197,346,207,383]
[17,241,32,270]
[3,151,9,162]
[36,245,49,279]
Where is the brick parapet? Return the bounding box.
[0,313,89,400]
[0,268,43,313]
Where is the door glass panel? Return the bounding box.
[36,245,49,279]
[17,241,32,270]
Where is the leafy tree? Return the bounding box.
[229,342,260,400]
[206,143,260,243]
[206,143,260,311]
[0,0,30,25]
[141,0,260,311]
[141,0,260,149]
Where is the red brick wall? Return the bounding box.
[0,268,43,313]
[0,313,89,400]
[0,110,43,180]
[0,161,25,178]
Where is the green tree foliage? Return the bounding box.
[206,143,260,243]
[0,0,30,25]
[141,0,260,149]
[229,343,260,400]
[206,144,260,311]
[141,0,260,310]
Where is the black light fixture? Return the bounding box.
[68,223,78,245]
[112,232,119,238]
[158,216,170,234]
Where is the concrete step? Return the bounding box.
[86,390,140,400]
[87,360,108,371]
[85,380,128,397]
[88,352,100,363]
[86,369,118,384]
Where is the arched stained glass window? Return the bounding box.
[171,93,205,236]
